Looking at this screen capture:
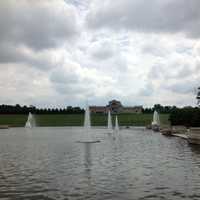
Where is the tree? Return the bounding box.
[197,87,200,106]
[153,104,163,113]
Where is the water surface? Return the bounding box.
[1,127,200,200]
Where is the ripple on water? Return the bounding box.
[1,128,200,200]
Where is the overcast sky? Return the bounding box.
[0,0,200,108]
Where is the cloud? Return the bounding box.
[87,0,200,38]
[142,53,199,105]
[164,81,197,94]
[0,64,53,106]
[0,43,57,70]
[0,0,199,108]
[0,0,79,51]
[89,40,115,60]
[139,83,154,97]
[49,60,116,100]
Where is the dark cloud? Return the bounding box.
[0,0,79,51]
[0,0,79,72]
[87,0,200,38]
[0,43,24,63]
[0,42,54,70]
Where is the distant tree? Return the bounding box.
[153,104,163,113]
[169,107,200,127]
[143,108,153,113]
[73,106,84,114]
[197,87,200,106]
[0,104,84,115]
[67,106,73,114]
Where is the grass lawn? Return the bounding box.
[0,113,170,127]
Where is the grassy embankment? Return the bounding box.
[0,113,170,127]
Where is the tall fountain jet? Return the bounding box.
[25,112,36,128]
[107,110,112,132]
[77,104,100,143]
[151,110,160,131]
[84,104,91,131]
[114,115,119,131]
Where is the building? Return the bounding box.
[89,106,109,114]
[89,100,143,114]
[108,99,123,114]
[122,106,143,114]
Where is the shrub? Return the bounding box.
[169,107,200,127]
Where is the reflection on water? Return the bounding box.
[1,127,200,199]
[84,143,92,170]
[189,143,200,155]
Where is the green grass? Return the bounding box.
[0,113,170,127]
[0,114,27,127]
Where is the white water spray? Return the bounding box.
[115,115,119,131]
[25,112,36,128]
[152,110,160,126]
[108,110,112,132]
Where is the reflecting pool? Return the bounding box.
[0,127,200,200]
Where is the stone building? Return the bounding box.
[108,100,123,113]
[89,106,109,114]
[89,100,143,114]
[122,106,143,113]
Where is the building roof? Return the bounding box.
[89,106,108,110]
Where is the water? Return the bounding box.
[107,111,112,132]
[84,105,91,131]
[25,113,36,128]
[1,127,200,200]
[81,105,96,142]
[115,116,119,131]
[152,110,160,126]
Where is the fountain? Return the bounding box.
[114,115,119,131]
[84,104,91,131]
[151,110,160,131]
[107,110,113,133]
[77,104,100,143]
[25,112,36,128]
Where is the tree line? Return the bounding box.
[0,104,84,114]
[169,107,200,127]
[0,103,199,120]
[0,103,180,114]
[168,87,200,127]
[142,104,178,113]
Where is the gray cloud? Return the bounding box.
[0,0,199,107]
[0,0,79,73]
[0,43,24,63]
[0,42,55,70]
[164,80,198,94]
[148,60,194,80]
[87,0,200,38]
[90,41,115,60]
[0,0,79,51]
[148,64,165,79]
[138,83,154,97]
[49,64,95,98]
[141,43,168,57]
[140,53,200,106]
[50,66,80,85]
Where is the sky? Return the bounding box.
[0,0,200,108]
